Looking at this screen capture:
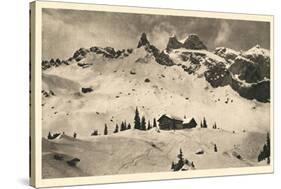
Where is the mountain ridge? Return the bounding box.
[42,33,270,102]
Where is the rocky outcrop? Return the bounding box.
[173,43,270,102]
[204,63,232,88]
[137,33,175,66]
[214,47,240,62]
[67,158,80,167]
[42,32,270,103]
[230,79,270,102]
[166,34,207,51]
[42,58,69,70]
[81,87,93,93]
[182,34,207,50]
[155,51,174,66]
[137,32,150,48]
[167,35,183,50]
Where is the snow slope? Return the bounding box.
[42,128,268,178]
[42,45,270,137]
[41,33,271,178]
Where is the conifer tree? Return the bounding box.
[123,122,126,131]
[153,118,157,128]
[114,124,119,133]
[191,161,195,169]
[48,131,52,139]
[91,130,98,136]
[104,124,108,135]
[214,144,218,152]
[266,132,270,164]
[213,122,217,129]
[147,120,152,130]
[176,148,184,170]
[258,132,270,164]
[178,148,184,162]
[141,116,146,130]
[134,107,141,130]
[171,161,175,170]
[127,123,131,129]
[120,122,125,131]
[203,117,208,128]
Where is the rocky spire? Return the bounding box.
[182,34,207,50]
[166,35,183,50]
[137,32,150,48]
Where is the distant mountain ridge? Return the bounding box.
[42,33,270,102]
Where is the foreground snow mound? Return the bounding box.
[42,129,267,178]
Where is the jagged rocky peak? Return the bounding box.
[166,34,183,50]
[42,58,69,70]
[243,44,270,59]
[214,47,240,60]
[182,34,207,50]
[137,32,150,48]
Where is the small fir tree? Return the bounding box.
[48,132,52,139]
[127,123,131,129]
[104,124,108,135]
[147,120,152,130]
[214,144,218,152]
[153,118,157,128]
[114,124,119,133]
[91,130,98,136]
[213,122,217,129]
[141,116,146,130]
[134,107,141,130]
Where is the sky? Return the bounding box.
[42,8,270,60]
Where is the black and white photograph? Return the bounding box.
[29,1,274,187]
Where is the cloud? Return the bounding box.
[42,9,139,60]
[42,9,270,59]
[214,21,231,47]
[149,22,177,49]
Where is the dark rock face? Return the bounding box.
[81,87,93,93]
[42,90,56,98]
[155,51,174,66]
[67,158,80,167]
[204,64,232,88]
[42,58,69,70]
[137,33,150,48]
[167,36,183,50]
[230,79,270,103]
[166,34,207,51]
[229,58,263,83]
[47,132,61,140]
[73,48,90,61]
[214,47,239,61]
[137,33,175,66]
[175,44,270,102]
[144,78,150,83]
[53,154,64,161]
[182,34,207,50]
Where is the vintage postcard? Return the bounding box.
[30,1,273,187]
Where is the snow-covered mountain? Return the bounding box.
[43,33,270,103]
[41,33,271,178]
[41,33,270,137]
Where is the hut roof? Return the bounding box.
[158,114,183,122]
[182,117,195,124]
